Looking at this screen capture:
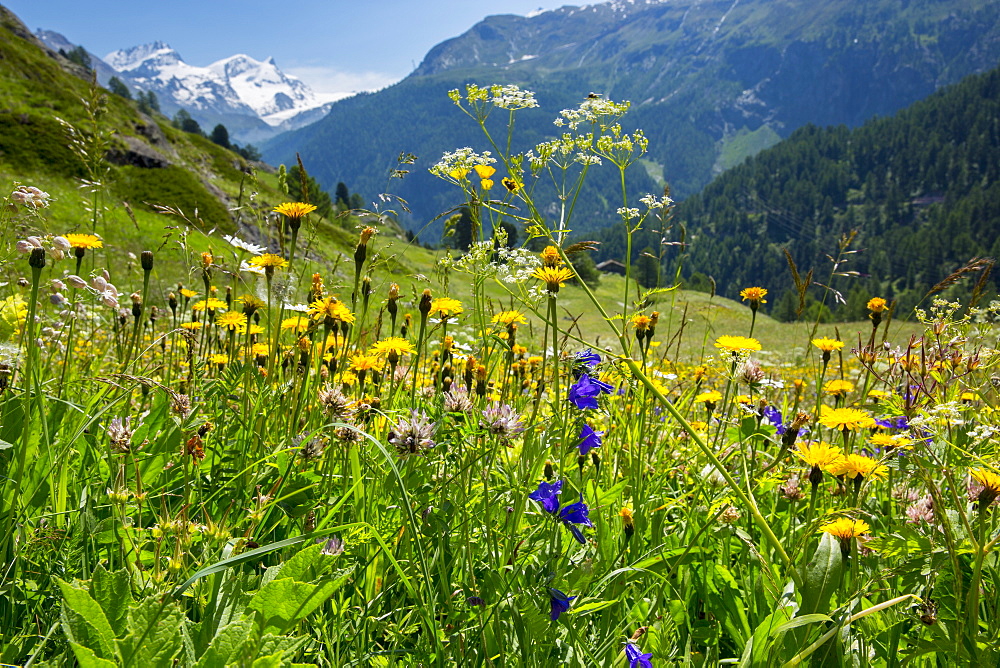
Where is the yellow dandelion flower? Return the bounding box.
[796,441,844,469]
[208,353,229,365]
[179,288,199,299]
[215,311,247,331]
[349,353,381,373]
[631,314,653,332]
[281,316,310,332]
[812,337,845,353]
[192,298,227,312]
[867,297,888,313]
[249,254,289,270]
[867,389,890,402]
[971,468,1000,493]
[714,335,762,353]
[249,342,270,357]
[492,310,527,326]
[694,390,723,404]
[820,517,870,540]
[827,453,888,481]
[540,246,563,267]
[238,294,266,313]
[180,322,203,331]
[819,406,875,432]
[869,433,910,450]
[532,266,575,293]
[309,296,356,323]
[430,297,463,318]
[64,233,103,250]
[823,379,855,397]
[739,287,767,304]
[370,337,416,362]
[273,202,318,219]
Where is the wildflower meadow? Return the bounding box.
[3,84,1000,667]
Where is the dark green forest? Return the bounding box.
[593,62,1000,320]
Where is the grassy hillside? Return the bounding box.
[0,6,406,282]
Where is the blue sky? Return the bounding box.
[5,0,570,96]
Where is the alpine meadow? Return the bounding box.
[5,2,1000,667]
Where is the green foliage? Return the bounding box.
[263,0,1000,239]
[609,63,1000,317]
[106,76,131,100]
[286,164,333,220]
[210,123,231,149]
[173,109,204,136]
[113,165,233,230]
[59,45,91,71]
[635,246,660,289]
[136,90,160,115]
[570,250,601,288]
[334,181,350,209]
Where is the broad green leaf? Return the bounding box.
[57,578,117,660]
[275,542,330,583]
[247,574,348,634]
[800,533,843,616]
[251,654,283,668]
[257,634,310,662]
[90,565,131,637]
[741,602,793,668]
[68,641,117,668]
[194,617,254,668]
[117,595,185,667]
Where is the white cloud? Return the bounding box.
[283,65,399,99]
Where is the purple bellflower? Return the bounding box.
[578,424,604,455]
[548,588,576,620]
[568,373,614,410]
[625,641,653,668]
[529,481,593,544]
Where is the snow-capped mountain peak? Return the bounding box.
[104,41,178,72]
[95,40,335,133]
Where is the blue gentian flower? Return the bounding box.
[548,588,576,620]
[625,641,653,667]
[578,424,604,455]
[529,480,563,514]
[568,373,614,410]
